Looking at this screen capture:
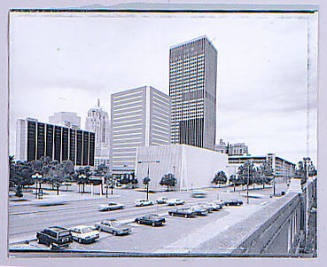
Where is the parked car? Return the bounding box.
[191,191,207,198]
[95,219,131,235]
[156,197,168,204]
[135,199,154,207]
[167,198,185,206]
[168,208,197,218]
[196,203,214,213]
[135,214,166,226]
[206,201,223,211]
[36,226,73,250]
[69,225,99,243]
[188,205,209,215]
[223,199,243,206]
[98,202,124,211]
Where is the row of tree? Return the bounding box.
[9,155,178,198]
[212,161,274,191]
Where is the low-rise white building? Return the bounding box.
[135,144,228,191]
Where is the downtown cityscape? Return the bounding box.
[8,11,317,257]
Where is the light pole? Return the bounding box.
[137,160,160,200]
[246,160,253,204]
[32,173,42,199]
[79,174,86,193]
[247,163,249,204]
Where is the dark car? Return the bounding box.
[36,226,73,250]
[135,214,166,226]
[223,199,243,206]
[168,208,197,218]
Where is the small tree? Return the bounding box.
[143,177,151,201]
[229,174,241,191]
[212,171,228,188]
[159,173,177,191]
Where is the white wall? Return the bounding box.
[135,144,228,191]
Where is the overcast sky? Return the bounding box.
[9,11,317,164]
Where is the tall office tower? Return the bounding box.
[49,112,81,129]
[169,36,217,150]
[111,86,171,175]
[85,99,110,166]
[16,118,95,166]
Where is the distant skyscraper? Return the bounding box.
[16,118,95,166]
[85,99,110,160]
[169,36,217,150]
[49,112,81,129]
[111,86,171,174]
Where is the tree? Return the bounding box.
[9,157,35,197]
[229,174,242,192]
[131,177,138,189]
[257,161,273,189]
[212,171,228,188]
[159,173,177,191]
[237,162,257,187]
[143,177,151,201]
[75,167,92,193]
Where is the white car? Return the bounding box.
[167,198,185,206]
[98,202,124,212]
[69,225,99,244]
[135,199,153,207]
[156,197,168,204]
[95,219,132,236]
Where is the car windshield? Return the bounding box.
[58,230,70,237]
[80,227,93,233]
[110,222,121,227]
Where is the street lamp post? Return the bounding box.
[137,160,160,200]
[32,173,42,199]
[247,163,249,204]
[79,174,86,193]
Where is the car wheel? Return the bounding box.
[152,222,156,227]
[50,243,55,250]
[184,214,188,218]
[78,238,81,243]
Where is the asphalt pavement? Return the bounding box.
[9,185,276,254]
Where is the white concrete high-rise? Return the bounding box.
[111,86,171,174]
[49,112,81,129]
[85,99,110,165]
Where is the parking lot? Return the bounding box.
[9,185,276,253]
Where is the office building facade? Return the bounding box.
[16,118,95,166]
[228,153,296,179]
[111,86,171,174]
[169,36,217,150]
[49,112,81,129]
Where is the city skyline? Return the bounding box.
[9,12,317,164]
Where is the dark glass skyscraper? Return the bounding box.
[169,36,217,150]
[16,118,95,166]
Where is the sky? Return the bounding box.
[9,11,318,164]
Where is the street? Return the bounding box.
[9,185,276,253]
